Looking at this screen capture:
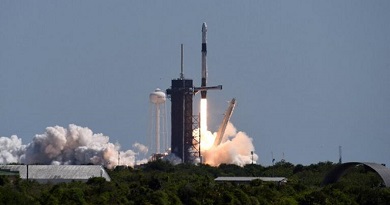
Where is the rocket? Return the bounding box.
[201,22,207,99]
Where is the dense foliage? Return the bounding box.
[0,161,389,204]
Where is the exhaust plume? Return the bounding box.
[201,122,258,166]
[0,124,147,168]
[0,135,26,164]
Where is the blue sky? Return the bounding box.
[1,1,389,166]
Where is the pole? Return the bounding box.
[251,151,254,164]
[156,105,160,153]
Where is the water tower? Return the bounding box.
[149,88,168,154]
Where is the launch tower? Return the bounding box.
[166,44,200,163]
[167,23,222,164]
[166,78,196,163]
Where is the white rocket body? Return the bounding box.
[201,22,207,99]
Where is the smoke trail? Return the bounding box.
[0,124,147,168]
[201,122,258,167]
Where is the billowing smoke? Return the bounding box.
[0,135,26,164]
[1,122,256,168]
[0,124,147,168]
[133,142,148,155]
[201,122,258,167]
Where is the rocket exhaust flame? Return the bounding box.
[200,99,214,150]
[200,99,208,133]
[200,122,258,167]
[198,99,258,166]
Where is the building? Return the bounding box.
[215,176,287,185]
[0,165,111,184]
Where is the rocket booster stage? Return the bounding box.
[201,22,207,99]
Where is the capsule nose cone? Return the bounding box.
[202,22,207,32]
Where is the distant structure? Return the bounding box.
[149,88,168,155]
[322,162,390,187]
[215,177,287,185]
[0,165,111,184]
[338,146,342,164]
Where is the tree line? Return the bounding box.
[0,160,389,204]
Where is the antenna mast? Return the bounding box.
[180,44,184,79]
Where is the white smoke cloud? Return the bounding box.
[133,142,148,155]
[0,124,148,169]
[0,135,26,164]
[0,122,257,168]
[164,153,182,165]
[202,122,258,167]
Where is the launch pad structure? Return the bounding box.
[166,59,221,164]
[166,78,197,163]
[166,23,222,163]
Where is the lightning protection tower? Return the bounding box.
[149,88,168,155]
